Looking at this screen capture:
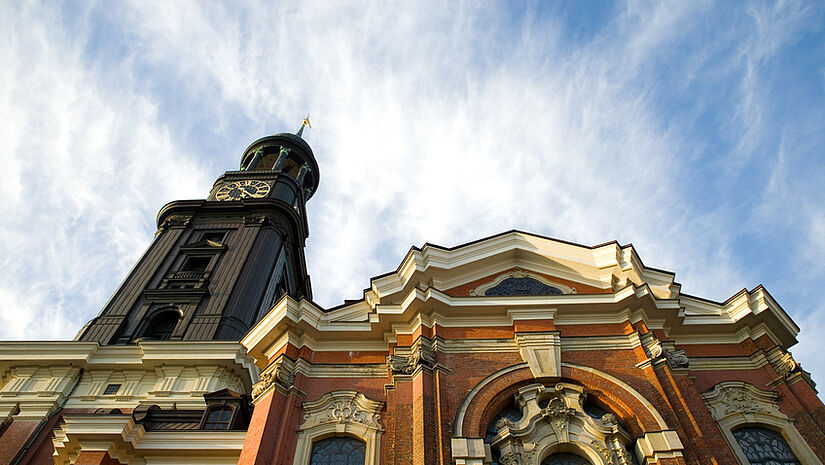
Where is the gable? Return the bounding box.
[445,267,611,297]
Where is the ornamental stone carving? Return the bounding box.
[596,413,618,427]
[701,381,782,422]
[243,215,274,227]
[665,349,689,369]
[251,356,295,400]
[161,215,192,229]
[769,351,801,380]
[487,383,636,465]
[327,399,372,424]
[591,440,615,465]
[298,391,383,432]
[614,443,634,465]
[500,451,524,465]
[387,338,436,376]
[720,387,767,415]
[641,333,663,360]
[542,397,577,432]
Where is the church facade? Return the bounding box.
[1,129,824,465]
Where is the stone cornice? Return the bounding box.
[0,341,255,371]
[243,280,797,369]
[321,231,797,346]
[53,415,245,465]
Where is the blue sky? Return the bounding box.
[1,1,824,388]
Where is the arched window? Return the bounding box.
[203,406,234,430]
[542,453,592,465]
[701,382,819,464]
[143,310,180,340]
[309,437,365,465]
[732,426,800,464]
[484,277,563,296]
[294,391,383,465]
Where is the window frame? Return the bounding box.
[141,309,181,341]
[293,391,383,465]
[307,435,367,465]
[202,405,235,430]
[701,381,820,465]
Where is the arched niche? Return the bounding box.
[451,363,683,465]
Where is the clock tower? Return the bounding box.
[76,126,319,344]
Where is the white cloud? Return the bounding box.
[0,2,209,338]
[1,0,824,393]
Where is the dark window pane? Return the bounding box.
[484,277,562,296]
[485,402,522,441]
[204,406,234,430]
[485,402,524,465]
[542,453,592,465]
[181,256,211,273]
[733,427,800,464]
[309,437,366,465]
[144,311,179,340]
[103,384,120,395]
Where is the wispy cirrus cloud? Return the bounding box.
[1,1,824,390]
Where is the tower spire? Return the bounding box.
[296,114,311,137]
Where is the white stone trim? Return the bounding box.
[487,383,640,465]
[453,363,530,436]
[0,342,255,419]
[561,362,668,429]
[560,334,642,352]
[244,286,796,372]
[0,366,81,420]
[294,360,388,378]
[516,332,561,378]
[451,437,487,465]
[701,381,822,465]
[634,431,684,464]
[52,415,245,465]
[689,352,769,371]
[293,390,384,465]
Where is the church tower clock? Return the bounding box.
[77,123,319,343]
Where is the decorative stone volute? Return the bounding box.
[664,349,689,369]
[640,332,663,361]
[387,337,436,377]
[251,355,295,401]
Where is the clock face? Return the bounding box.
[215,180,271,201]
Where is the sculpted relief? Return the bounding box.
[487,383,636,465]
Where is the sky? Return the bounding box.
[1,1,824,389]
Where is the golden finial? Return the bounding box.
[297,114,311,137]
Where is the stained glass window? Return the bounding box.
[732,427,800,464]
[309,437,366,465]
[542,453,591,465]
[484,277,563,296]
